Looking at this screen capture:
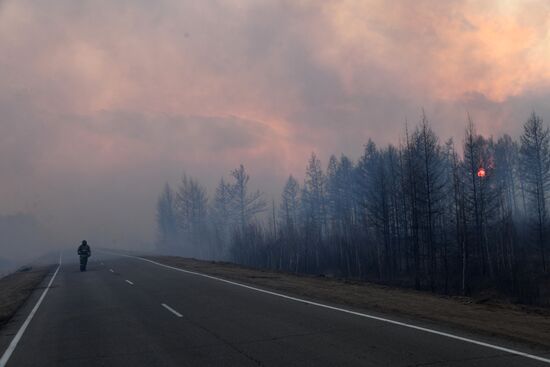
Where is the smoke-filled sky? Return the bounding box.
[1,0,550,249]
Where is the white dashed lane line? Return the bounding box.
[161,303,183,318]
[125,280,134,285]
[109,269,114,273]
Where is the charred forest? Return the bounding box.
[156,112,550,305]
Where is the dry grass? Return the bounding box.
[0,266,52,327]
[147,256,550,350]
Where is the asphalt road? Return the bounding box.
[1,251,549,366]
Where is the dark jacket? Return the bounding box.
[78,244,91,257]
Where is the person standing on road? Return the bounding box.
[78,240,91,272]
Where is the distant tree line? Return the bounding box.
[156,112,550,305]
[156,164,267,260]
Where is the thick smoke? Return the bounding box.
[0,1,549,266]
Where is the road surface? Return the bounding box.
[1,251,549,366]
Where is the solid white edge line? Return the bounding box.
[101,250,550,364]
[0,253,62,367]
[125,280,134,285]
[161,303,183,318]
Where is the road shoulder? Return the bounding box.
[0,266,55,357]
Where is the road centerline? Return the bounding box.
[161,303,183,318]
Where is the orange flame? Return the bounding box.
[477,167,486,178]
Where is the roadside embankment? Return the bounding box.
[0,266,53,327]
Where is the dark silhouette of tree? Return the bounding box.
[156,183,178,252]
[302,153,327,272]
[414,113,446,291]
[279,175,301,271]
[230,164,267,231]
[520,112,550,272]
[175,174,208,256]
[210,177,233,258]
